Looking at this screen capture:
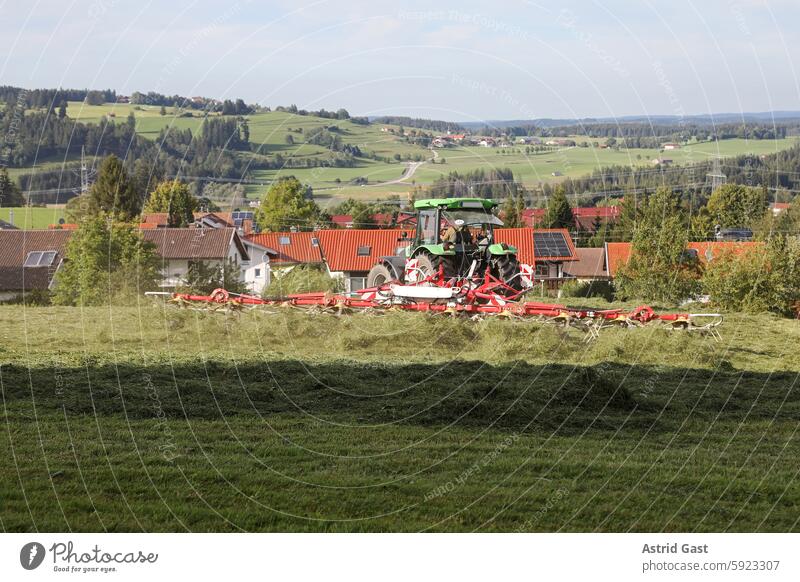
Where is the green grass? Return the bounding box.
[0,305,797,532]
[0,206,65,229]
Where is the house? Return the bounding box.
[604,241,763,278]
[244,231,325,279]
[0,219,19,230]
[116,95,130,103]
[141,211,257,235]
[572,206,621,231]
[240,238,278,294]
[563,247,609,282]
[478,138,496,147]
[317,229,411,293]
[546,139,576,147]
[652,158,673,166]
[142,228,250,289]
[771,202,791,215]
[662,143,681,150]
[0,230,72,300]
[330,214,354,229]
[517,206,620,231]
[494,227,577,287]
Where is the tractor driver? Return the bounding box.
[442,218,473,245]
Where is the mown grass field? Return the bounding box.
[0,206,64,229]
[1,304,798,532]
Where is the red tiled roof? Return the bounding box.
[142,213,169,225]
[573,206,620,218]
[48,223,79,230]
[518,206,620,228]
[687,241,763,263]
[605,241,763,277]
[330,214,353,228]
[194,212,234,226]
[494,228,535,264]
[605,242,632,277]
[142,228,247,260]
[245,231,324,264]
[317,229,411,273]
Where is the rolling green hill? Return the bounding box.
[5,100,798,209]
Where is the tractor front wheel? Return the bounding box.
[367,263,395,288]
[491,254,523,293]
[415,252,455,283]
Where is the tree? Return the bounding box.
[543,186,573,229]
[689,206,715,241]
[58,101,67,119]
[52,214,161,306]
[178,259,247,295]
[501,192,526,228]
[702,236,800,315]
[0,167,24,207]
[142,180,198,227]
[706,184,768,229]
[254,177,320,232]
[85,90,105,105]
[615,188,700,303]
[159,105,167,116]
[88,154,141,220]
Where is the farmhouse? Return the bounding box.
[0,230,72,301]
[662,143,681,150]
[494,227,577,287]
[245,231,325,279]
[317,229,411,292]
[604,241,763,277]
[141,228,250,289]
[240,237,278,294]
[563,247,610,282]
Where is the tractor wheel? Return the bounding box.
[491,254,523,293]
[367,263,394,288]
[415,252,456,283]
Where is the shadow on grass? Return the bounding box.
[1,360,797,434]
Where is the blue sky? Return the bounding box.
[1,0,798,121]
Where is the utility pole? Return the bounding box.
[79,146,97,194]
[705,155,727,192]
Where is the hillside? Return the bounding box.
[4,94,800,209]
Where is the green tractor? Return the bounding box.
[366,197,523,294]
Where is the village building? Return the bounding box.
[141,228,250,289]
[0,230,72,301]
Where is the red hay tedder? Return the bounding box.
[147,261,723,341]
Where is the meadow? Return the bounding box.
[1,303,797,532]
[0,206,64,229]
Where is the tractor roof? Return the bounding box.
[413,198,498,211]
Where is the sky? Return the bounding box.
[1,0,799,122]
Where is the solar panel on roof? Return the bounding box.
[533,232,570,257]
[231,211,254,221]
